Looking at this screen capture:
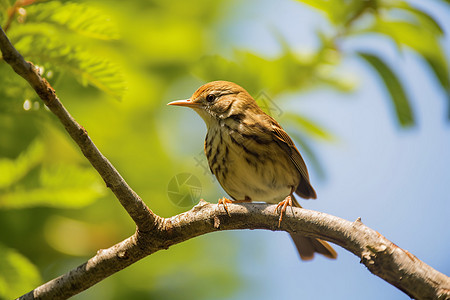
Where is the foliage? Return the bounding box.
[297,0,449,124]
[0,0,448,299]
[0,243,41,299]
[358,52,414,126]
[6,1,125,99]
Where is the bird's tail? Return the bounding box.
[289,234,337,260]
[289,196,337,260]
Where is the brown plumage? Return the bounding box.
[168,81,337,261]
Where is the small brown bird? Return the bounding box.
[168,81,337,260]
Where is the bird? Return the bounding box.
[168,80,337,261]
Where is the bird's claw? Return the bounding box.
[218,197,232,217]
[275,195,293,227]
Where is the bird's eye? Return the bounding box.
[206,94,216,102]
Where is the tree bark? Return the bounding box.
[16,202,450,300]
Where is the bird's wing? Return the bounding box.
[272,126,309,180]
[271,123,317,199]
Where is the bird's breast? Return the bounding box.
[205,122,300,203]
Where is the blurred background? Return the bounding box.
[0,0,449,299]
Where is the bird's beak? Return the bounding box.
[167,99,199,108]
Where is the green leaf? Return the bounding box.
[24,1,120,40]
[358,52,415,127]
[368,18,449,92]
[369,20,436,57]
[423,55,450,89]
[0,139,44,189]
[384,1,444,35]
[6,1,126,99]
[297,0,376,26]
[295,0,333,15]
[0,0,9,25]
[283,113,335,141]
[0,164,105,209]
[365,11,449,115]
[0,243,41,299]
[423,56,450,120]
[401,6,444,35]
[12,34,126,99]
[195,49,352,97]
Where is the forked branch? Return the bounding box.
[0,26,157,232]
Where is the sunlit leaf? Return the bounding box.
[370,20,434,56]
[295,0,332,13]
[23,1,120,40]
[0,0,9,11]
[0,139,43,189]
[283,113,335,141]
[0,0,9,25]
[358,52,415,127]
[383,1,444,35]
[195,50,351,97]
[0,164,105,209]
[368,18,449,89]
[354,4,449,118]
[423,56,450,119]
[44,216,118,256]
[11,34,126,99]
[0,243,41,299]
[5,1,126,99]
[297,0,377,26]
[401,6,444,35]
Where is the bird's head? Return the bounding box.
[168,81,259,127]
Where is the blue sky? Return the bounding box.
[215,0,450,299]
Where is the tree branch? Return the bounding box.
[0,26,157,232]
[1,26,449,300]
[17,202,450,300]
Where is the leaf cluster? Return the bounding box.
[2,1,125,100]
[298,0,449,125]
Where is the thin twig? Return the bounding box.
[3,0,38,32]
[0,25,158,231]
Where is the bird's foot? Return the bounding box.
[218,196,252,216]
[275,195,293,227]
[218,197,233,216]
